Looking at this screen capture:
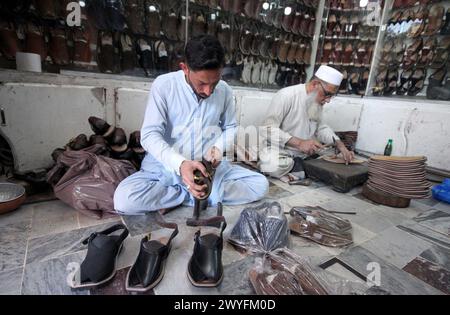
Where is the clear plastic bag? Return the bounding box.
[288,206,353,247]
[249,248,368,295]
[249,248,330,295]
[228,201,289,253]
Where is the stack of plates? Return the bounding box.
[366,155,431,199]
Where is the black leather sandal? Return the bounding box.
[69,224,129,289]
[126,217,178,292]
[187,213,227,287]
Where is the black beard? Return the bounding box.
[185,75,209,100]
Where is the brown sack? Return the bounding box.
[46,144,136,218]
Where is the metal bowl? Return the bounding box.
[0,182,26,215]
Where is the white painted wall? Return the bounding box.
[0,70,449,173]
[0,83,106,172]
[115,88,149,137]
[356,98,450,170]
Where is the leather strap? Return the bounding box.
[153,212,179,245]
[82,223,129,245]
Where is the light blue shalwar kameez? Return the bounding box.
[113,70,268,215]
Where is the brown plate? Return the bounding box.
[370,155,427,162]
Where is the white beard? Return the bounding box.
[306,91,323,122]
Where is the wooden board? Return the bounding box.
[303,158,368,193]
[322,155,365,164]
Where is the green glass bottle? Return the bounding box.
[384,139,393,156]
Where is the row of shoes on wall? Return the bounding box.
[379,37,449,70]
[326,0,372,11]
[0,21,92,65]
[320,40,374,67]
[191,0,318,31]
[375,36,450,95]
[0,19,182,76]
[393,0,446,10]
[235,54,307,88]
[239,56,279,86]
[275,65,308,87]
[0,1,75,21]
[388,4,449,37]
[324,13,377,39]
[97,32,184,76]
[373,67,424,96]
[338,68,369,95]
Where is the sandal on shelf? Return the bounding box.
[372,68,387,95]
[339,69,348,94]
[68,224,129,289]
[383,68,398,96]
[359,69,369,95]
[126,217,178,292]
[407,68,426,96]
[341,42,353,65]
[397,68,413,95]
[334,41,343,65]
[426,67,447,99]
[349,71,360,95]
[430,49,449,69]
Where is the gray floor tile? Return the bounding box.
[435,202,450,214]
[350,223,378,247]
[337,246,443,294]
[0,267,23,295]
[338,205,409,234]
[345,185,363,196]
[153,248,219,295]
[116,234,145,270]
[268,179,311,195]
[0,221,31,272]
[397,222,450,250]
[415,197,440,207]
[409,200,434,213]
[78,213,121,229]
[413,209,450,236]
[283,189,334,208]
[218,256,257,295]
[375,204,426,220]
[0,204,33,227]
[22,251,89,295]
[288,235,333,258]
[360,226,432,269]
[403,256,450,294]
[30,200,79,238]
[266,182,294,199]
[420,245,450,269]
[26,222,117,265]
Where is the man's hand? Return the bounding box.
[179,160,209,199]
[294,138,324,155]
[205,146,222,168]
[336,141,355,165]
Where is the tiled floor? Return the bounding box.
[1,176,449,295]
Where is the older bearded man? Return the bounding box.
[257,65,355,180]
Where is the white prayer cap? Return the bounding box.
[315,65,343,86]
